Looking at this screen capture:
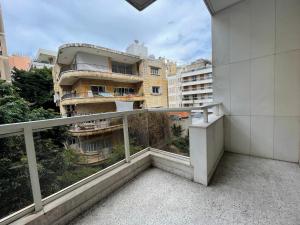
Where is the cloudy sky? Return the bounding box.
[2,0,211,64]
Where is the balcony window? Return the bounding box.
[150,67,159,75]
[114,87,135,96]
[152,86,161,94]
[91,85,106,95]
[112,61,133,75]
[192,76,197,81]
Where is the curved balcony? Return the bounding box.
[60,92,144,105]
[70,119,123,137]
[58,63,143,85]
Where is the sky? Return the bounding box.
[2,0,211,64]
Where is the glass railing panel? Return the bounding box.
[0,134,33,220]
[33,117,125,199]
[148,112,191,156]
[128,112,149,156]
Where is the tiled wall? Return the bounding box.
[212,0,300,162]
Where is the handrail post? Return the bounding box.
[123,115,130,163]
[24,126,43,212]
[215,104,220,116]
[203,108,208,123]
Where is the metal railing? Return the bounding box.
[59,63,139,79]
[0,103,222,224]
[182,76,213,83]
[182,87,213,92]
[61,92,143,100]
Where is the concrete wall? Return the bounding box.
[212,0,300,162]
[189,115,224,185]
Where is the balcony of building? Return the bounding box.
[182,86,213,95]
[56,43,143,86]
[60,91,144,106]
[181,75,213,87]
[0,103,299,225]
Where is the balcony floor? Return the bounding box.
[69,153,300,225]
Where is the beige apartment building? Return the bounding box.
[52,42,173,163]
[53,43,172,116]
[0,4,10,82]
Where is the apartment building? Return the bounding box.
[53,43,171,116]
[52,42,171,162]
[167,71,182,108]
[8,55,31,71]
[0,4,10,82]
[31,48,57,69]
[167,59,213,108]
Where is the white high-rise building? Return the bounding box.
[167,59,213,108]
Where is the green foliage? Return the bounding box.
[0,80,72,217]
[171,124,184,137]
[12,68,57,111]
[171,135,189,155]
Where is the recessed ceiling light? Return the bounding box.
[126,0,156,11]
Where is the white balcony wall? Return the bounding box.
[212,0,300,162]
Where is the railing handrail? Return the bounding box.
[0,104,222,136]
[61,92,143,100]
[59,63,139,79]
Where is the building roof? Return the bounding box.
[57,43,141,65]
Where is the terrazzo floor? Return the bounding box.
[69,153,300,225]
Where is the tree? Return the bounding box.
[11,67,58,111]
[0,80,70,217]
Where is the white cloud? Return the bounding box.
[1,0,211,63]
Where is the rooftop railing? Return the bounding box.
[0,103,221,224]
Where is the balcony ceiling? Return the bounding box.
[204,0,244,14]
[57,43,141,65]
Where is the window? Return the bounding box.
[150,67,159,75]
[91,85,106,95]
[192,76,197,81]
[112,61,133,74]
[152,86,160,94]
[114,87,135,96]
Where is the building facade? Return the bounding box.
[52,42,171,163]
[167,72,182,108]
[9,55,31,71]
[167,59,213,108]
[0,4,10,82]
[31,48,57,69]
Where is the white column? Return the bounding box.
[123,115,130,162]
[189,116,224,186]
[24,126,43,212]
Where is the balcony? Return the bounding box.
[181,77,213,86]
[182,87,213,95]
[0,103,299,225]
[58,63,143,86]
[70,119,123,137]
[60,92,144,105]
